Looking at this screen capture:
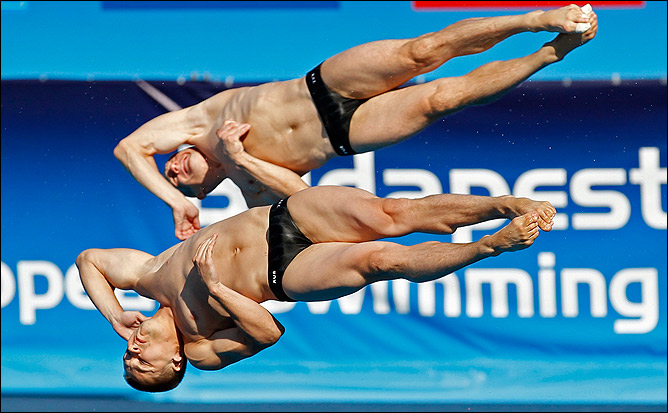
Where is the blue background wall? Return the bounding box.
[1,0,666,408]
[2,1,666,82]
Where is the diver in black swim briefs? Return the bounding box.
[267,196,312,302]
[306,64,368,156]
[116,5,596,241]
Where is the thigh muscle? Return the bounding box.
[282,241,392,302]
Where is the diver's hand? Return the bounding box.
[113,311,148,341]
[173,200,201,241]
[216,120,251,161]
[193,233,221,292]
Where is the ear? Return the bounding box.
[172,353,184,371]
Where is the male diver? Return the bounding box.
[77,185,556,391]
[113,4,597,240]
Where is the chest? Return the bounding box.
[173,287,235,340]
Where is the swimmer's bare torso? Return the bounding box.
[143,206,274,349]
[187,79,336,202]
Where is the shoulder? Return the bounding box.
[183,339,218,370]
[183,330,253,371]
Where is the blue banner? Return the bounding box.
[1,79,666,405]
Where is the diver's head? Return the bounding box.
[163,145,219,199]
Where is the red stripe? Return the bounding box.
[413,1,645,10]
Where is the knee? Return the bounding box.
[425,78,472,116]
[366,244,406,278]
[377,197,413,236]
[402,33,448,70]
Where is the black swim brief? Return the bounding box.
[267,197,313,302]
[305,63,368,156]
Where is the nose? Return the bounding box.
[169,158,180,174]
[127,339,140,354]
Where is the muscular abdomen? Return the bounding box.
[217,79,334,173]
[169,207,274,339]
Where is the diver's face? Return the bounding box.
[123,315,179,385]
[164,149,216,199]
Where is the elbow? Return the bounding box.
[265,326,285,349]
[113,139,129,161]
[270,323,286,345]
[255,323,285,350]
[75,248,100,280]
[75,248,94,269]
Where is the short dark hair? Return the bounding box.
[124,361,187,393]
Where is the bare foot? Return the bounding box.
[483,212,540,256]
[530,5,592,34]
[501,195,556,231]
[542,10,598,62]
